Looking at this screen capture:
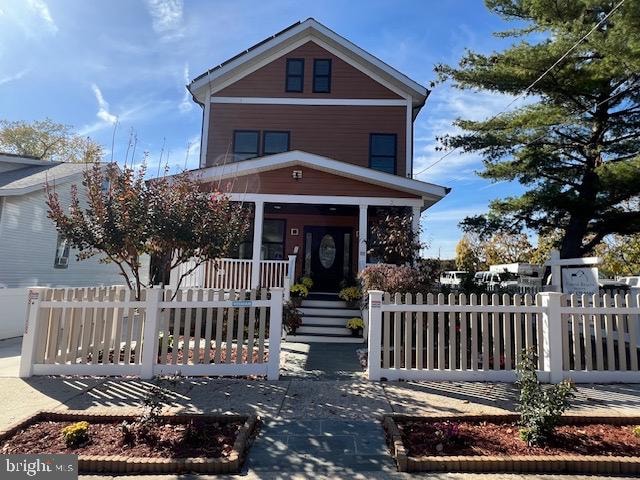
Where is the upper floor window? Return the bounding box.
[313,59,331,93]
[285,59,304,92]
[233,130,260,160]
[263,131,290,155]
[54,234,70,268]
[369,133,397,174]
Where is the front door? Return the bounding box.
[303,226,353,291]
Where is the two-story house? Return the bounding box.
[172,19,449,341]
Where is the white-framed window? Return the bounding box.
[54,234,70,268]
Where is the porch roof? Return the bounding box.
[186,150,449,207]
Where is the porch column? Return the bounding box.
[250,201,264,289]
[412,206,421,236]
[358,204,368,272]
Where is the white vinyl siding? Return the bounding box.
[0,181,149,288]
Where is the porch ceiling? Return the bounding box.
[265,203,358,216]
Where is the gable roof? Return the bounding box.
[188,18,429,108]
[0,158,92,196]
[185,150,449,208]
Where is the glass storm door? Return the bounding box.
[303,226,352,291]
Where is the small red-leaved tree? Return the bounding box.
[146,172,251,292]
[47,162,249,298]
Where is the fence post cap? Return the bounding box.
[538,291,564,297]
[368,290,384,295]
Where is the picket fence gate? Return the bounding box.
[19,286,283,380]
[367,290,640,383]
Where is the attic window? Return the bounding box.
[285,58,304,92]
[313,59,331,93]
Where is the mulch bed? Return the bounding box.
[1,419,241,458]
[385,414,640,474]
[159,342,268,365]
[0,412,258,474]
[397,419,640,457]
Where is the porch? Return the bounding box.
[169,195,423,291]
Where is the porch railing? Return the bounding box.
[169,256,296,292]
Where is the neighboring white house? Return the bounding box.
[0,152,148,288]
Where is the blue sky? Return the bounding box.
[0,0,531,258]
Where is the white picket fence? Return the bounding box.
[170,256,296,291]
[367,290,640,383]
[19,286,283,380]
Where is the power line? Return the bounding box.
[414,0,626,177]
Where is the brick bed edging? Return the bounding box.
[383,413,640,474]
[0,410,258,474]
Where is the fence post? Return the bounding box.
[140,288,162,379]
[367,290,383,381]
[19,288,46,378]
[283,277,291,302]
[539,292,564,383]
[267,287,284,380]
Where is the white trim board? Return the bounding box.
[226,193,423,208]
[187,150,448,201]
[210,97,408,106]
[189,19,427,104]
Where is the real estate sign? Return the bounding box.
[562,267,599,295]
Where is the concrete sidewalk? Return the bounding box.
[0,377,639,479]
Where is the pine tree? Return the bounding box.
[437,0,640,258]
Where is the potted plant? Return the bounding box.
[290,283,309,299]
[283,301,303,334]
[338,286,362,308]
[300,276,314,290]
[346,317,365,337]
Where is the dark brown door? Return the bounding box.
[303,226,353,291]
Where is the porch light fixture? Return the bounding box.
[292,169,303,180]
[273,205,281,209]
[329,207,337,211]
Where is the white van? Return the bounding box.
[439,271,467,286]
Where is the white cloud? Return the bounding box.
[412,87,521,182]
[91,83,118,125]
[423,204,489,223]
[27,0,57,34]
[178,63,193,113]
[0,68,29,86]
[144,0,184,39]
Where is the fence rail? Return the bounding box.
[367,290,640,383]
[20,286,283,380]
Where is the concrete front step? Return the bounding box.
[297,325,352,336]
[301,299,348,308]
[285,334,364,343]
[300,315,352,326]
[298,307,360,317]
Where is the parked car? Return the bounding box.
[618,276,640,288]
[440,271,467,287]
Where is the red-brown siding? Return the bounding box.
[204,165,418,198]
[263,212,359,279]
[215,41,401,99]
[206,104,406,173]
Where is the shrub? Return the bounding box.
[346,317,364,330]
[516,347,574,446]
[358,264,420,294]
[338,286,362,304]
[290,283,309,298]
[61,421,90,448]
[300,276,314,289]
[633,426,640,438]
[283,301,302,333]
